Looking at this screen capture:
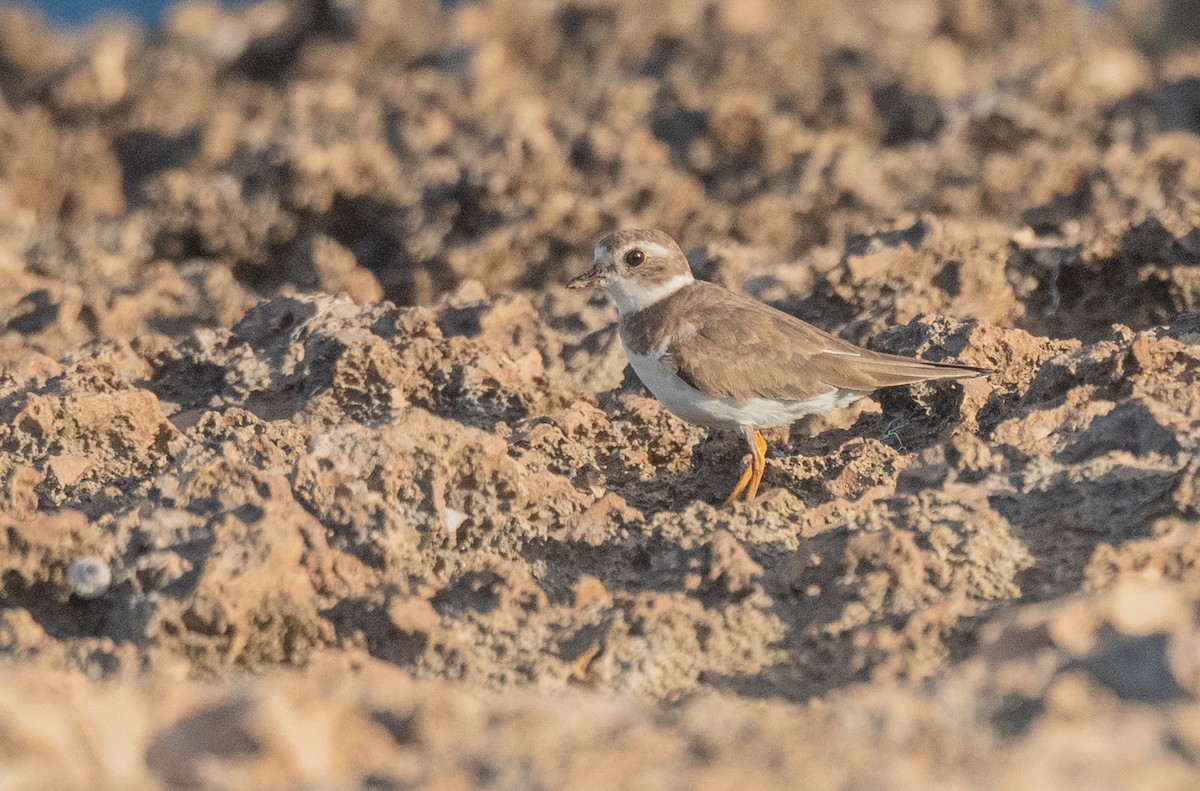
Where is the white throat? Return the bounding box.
[605,273,694,316]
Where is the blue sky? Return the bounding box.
[18,0,1113,30]
[24,0,210,27]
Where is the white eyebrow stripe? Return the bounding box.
[821,349,861,356]
[638,242,674,259]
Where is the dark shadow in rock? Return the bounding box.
[4,290,59,335]
[624,432,750,516]
[1009,217,1194,342]
[996,462,1183,600]
[115,129,201,206]
[323,597,427,668]
[1116,77,1200,136]
[872,84,945,146]
[559,324,622,392]
[0,575,131,645]
[145,297,323,415]
[145,314,214,339]
[232,0,341,84]
[424,175,506,245]
[604,462,722,518]
[698,669,808,701]
[931,260,962,296]
[231,296,320,356]
[145,698,262,788]
[147,360,229,411]
[991,694,1047,738]
[429,362,532,429]
[319,195,447,307]
[431,570,505,616]
[1019,175,1093,235]
[435,303,486,338]
[965,107,1040,154]
[519,237,576,292]
[1058,401,1183,464]
[608,365,649,396]
[844,218,929,257]
[650,99,709,158]
[320,195,400,265]
[766,220,930,344]
[369,709,420,747]
[557,5,619,66]
[871,381,971,453]
[1080,630,1191,703]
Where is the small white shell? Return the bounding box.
[443,508,467,536]
[67,557,112,599]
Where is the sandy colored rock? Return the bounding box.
[0,0,1199,787]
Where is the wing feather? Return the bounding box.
[658,283,988,402]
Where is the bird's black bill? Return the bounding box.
[568,268,602,289]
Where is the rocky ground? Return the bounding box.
[1,0,1200,788]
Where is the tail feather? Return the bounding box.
[815,349,991,391]
[855,355,991,388]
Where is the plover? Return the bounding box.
[569,229,989,505]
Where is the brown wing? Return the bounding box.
[660,283,988,402]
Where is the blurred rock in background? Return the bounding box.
[1,1,1200,788]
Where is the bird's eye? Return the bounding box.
[624,249,646,267]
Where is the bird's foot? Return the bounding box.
[722,429,768,506]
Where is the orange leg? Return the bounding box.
[723,458,755,506]
[723,428,768,505]
[746,430,768,500]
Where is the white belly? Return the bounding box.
[625,349,864,430]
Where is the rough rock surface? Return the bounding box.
[1,0,1200,787]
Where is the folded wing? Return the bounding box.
[664,283,989,403]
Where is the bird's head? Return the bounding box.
[568,229,694,315]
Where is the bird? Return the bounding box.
[568,229,990,505]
